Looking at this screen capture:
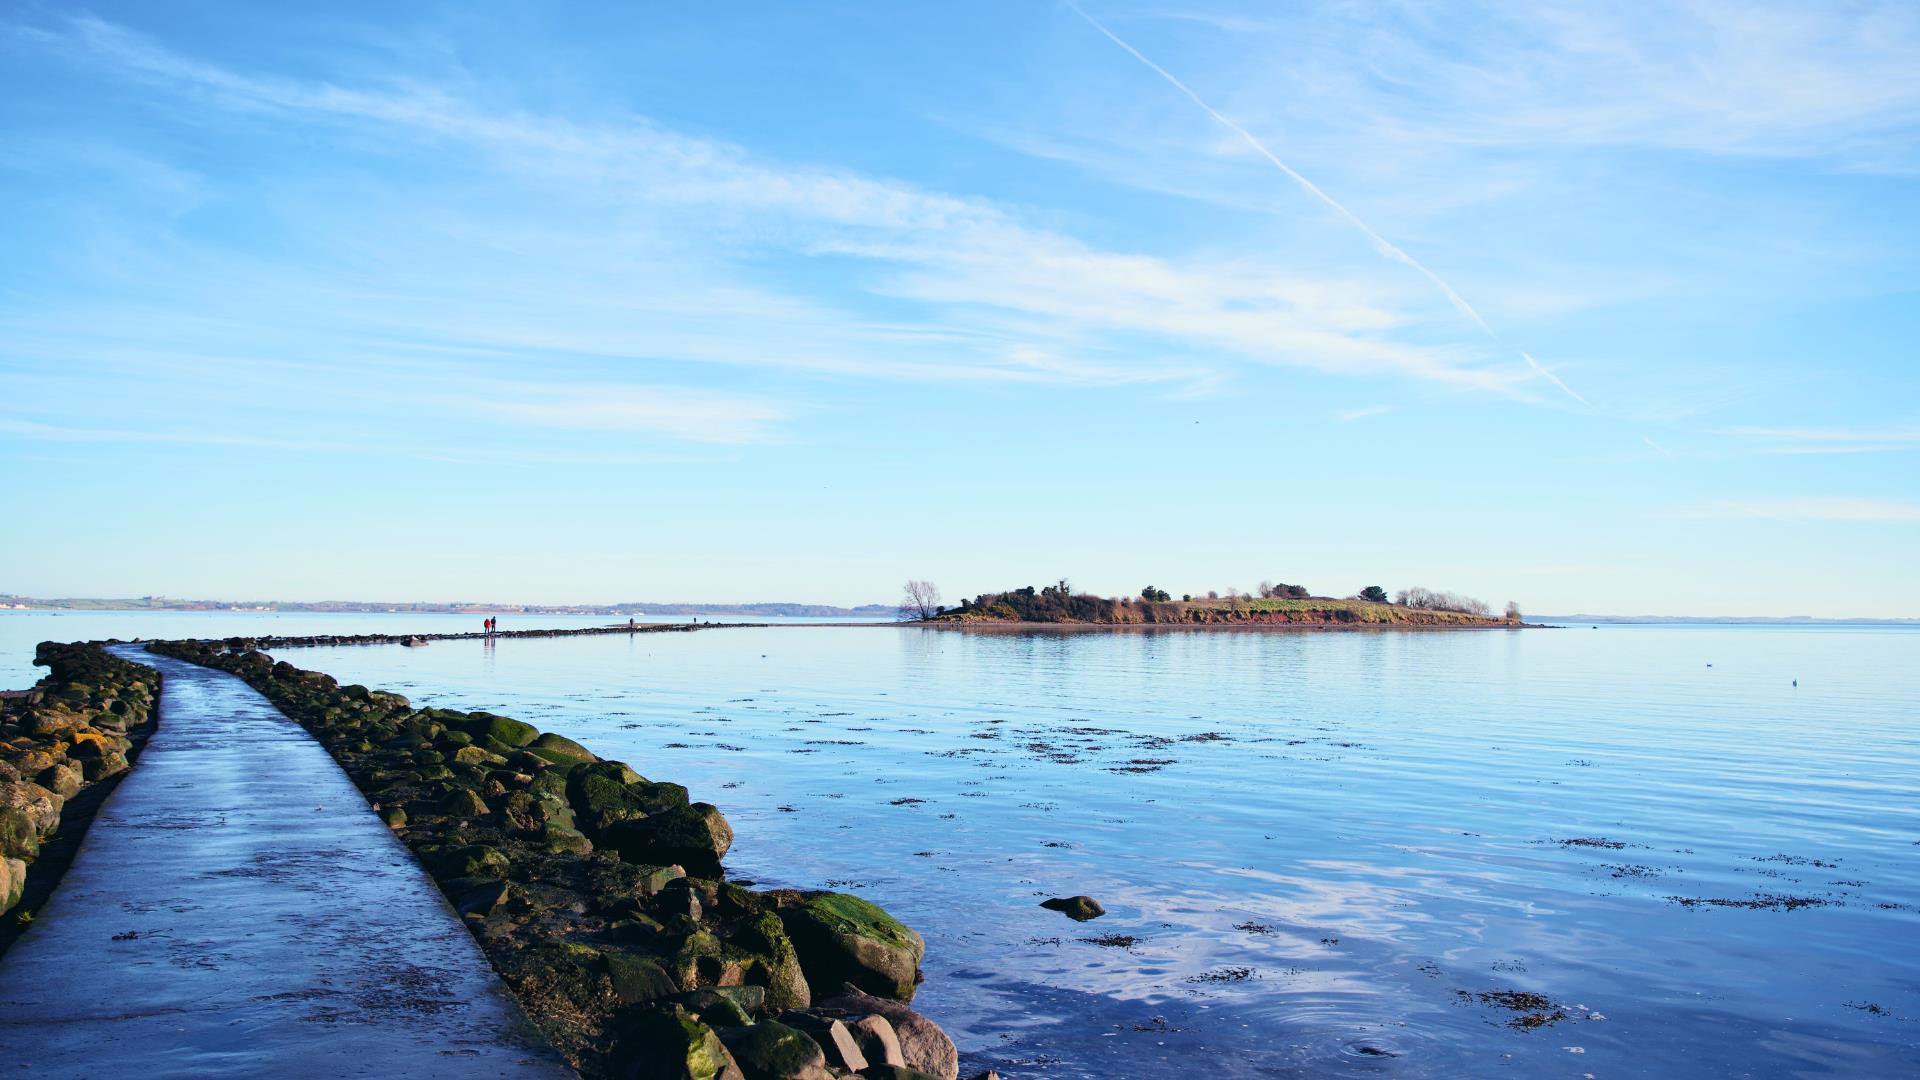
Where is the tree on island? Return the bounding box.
[1359,585,1389,603]
[899,580,943,621]
[1505,601,1523,623]
[1141,586,1172,602]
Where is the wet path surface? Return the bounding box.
[0,648,571,1079]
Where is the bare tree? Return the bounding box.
[1504,601,1522,623]
[899,580,943,621]
[1257,579,1276,599]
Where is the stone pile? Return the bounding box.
[0,642,159,926]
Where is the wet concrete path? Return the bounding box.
[0,648,573,1078]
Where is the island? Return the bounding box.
[914,582,1524,628]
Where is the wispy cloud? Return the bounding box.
[1062,0,1588,405]
[1697,497,1920,522]
[7,11,1552,404]
[1716,424,1920,455]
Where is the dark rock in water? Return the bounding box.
[781,895,925,1003]
[528,731,599,765]
[817,986,956,1080]
[604,803,733,877]
[781,1013,868,1072]
[612,1009,744,1080]
[844,1015,906,1070]
[1040,895,1105,921]
[717,1020,832,1080]
[609,953,682,1006]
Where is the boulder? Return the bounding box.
[1039,895,1105,921]
[717,1020,832,1080]
[570,762,659,833]
[817,987,957,1080]
[38,761,83,799]
[0,808,39,861]
[613,1010,745,1080]
[733,912,812,1012]
[608,953,682,1006]
[543,824,594,855]
[684,988,754,1028]
[528,731,598,765]
[431,844,511,879]
[782,1014,867,1073]
[0,781,62,837]
[466,712,538,748]
[780,894,924,1002]
[604,803,733,876]
[846,1015,906,1069]
[449,877,512,917]
[442,787,491,819]
[1,856,26,913]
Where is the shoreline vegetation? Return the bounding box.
[912,581,1526,629]
[136,636,972,1080]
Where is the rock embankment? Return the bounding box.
[0,642,159,943]
[213,623,757,652]
[150,639,972,1080]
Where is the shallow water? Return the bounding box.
[13,615,1920,1077]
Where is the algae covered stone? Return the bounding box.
[528,731,598,765]
[604,803,733,877]
[717,1020,831,1080]
[780,893,925,1002]
[465,712,538,748]
[613,1010,745,1080]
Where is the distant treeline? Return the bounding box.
[930,581,1511,626]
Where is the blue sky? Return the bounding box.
[2,2,1916,615]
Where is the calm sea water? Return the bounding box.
[7,613,1918,1077]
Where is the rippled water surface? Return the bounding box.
[10,614,1920,1077]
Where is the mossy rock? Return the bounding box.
[543,824,593,855]
[607,952,681,1005]
[717,1020,829,1080]
[528,731,598,765]
[465,712,538,748]
[612,1010,744,1080]
[0,808,39,861]
[442,787,490,818]
[733,912,811,1011]
[603,803,732,877]
[570,762,657,832]
[451,745,505,768]
[780,893,925,1002]
[431,844,511,879]
[529,769,571,798]
[440,730,474,749]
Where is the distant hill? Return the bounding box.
[0,595,894,618]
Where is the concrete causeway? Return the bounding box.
[0,647,572,1078]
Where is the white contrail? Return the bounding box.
[1062,0,1585,405]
